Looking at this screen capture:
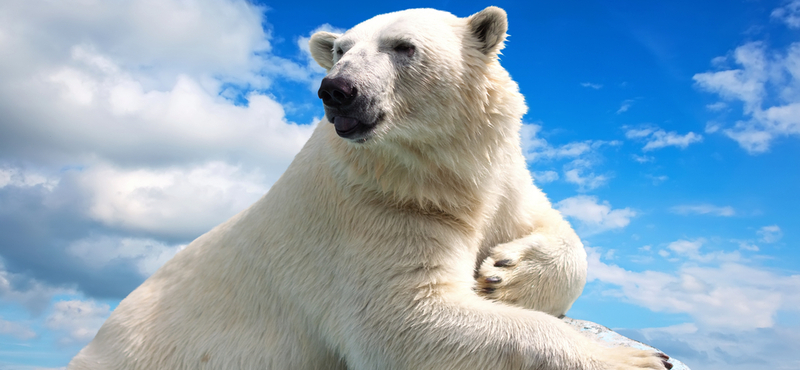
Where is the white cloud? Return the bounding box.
[519,123,551,161]
[76,162,269,239]
[705,102,728,111]
[9,44,314,168]
[670,204,736,217]
[772,0,800,29]
[667,239,704,255]
[563,168,610,191]
[622,323,800,370]
[758,225,783,243]
[587,246,800,330]
[736,240,760,252]
[557,142,600,157]
[661,238,742,263]
[556,196,636,235]
[694,40,800,154]
[0,318,36,340]
[1,263,73,315]
[68,236,185,277]
[623,127,656,139]
[730,226,783,254]
[533,170,559,183]
[0,0,317,172]
[520,123,618,191]
[624,125,703,151]
[616,99,634,114]
[0,167,59,190]
[520,123,621,162]
[0,0,324,364]
[581,82,603,89]
[0,0,298,90]
[643,131,703,151]
[704,121,722,133]
[645,174,668,185]
[0,0,317,244]
[693,42,769,114]
[45,299,110,345]
[0,161,275,241]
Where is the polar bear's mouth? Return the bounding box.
[333,116,360,134]
[331,116,374,140]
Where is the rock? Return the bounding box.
[562,317,690,370]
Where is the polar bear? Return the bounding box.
[68,7,671,370]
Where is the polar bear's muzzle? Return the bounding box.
[318,76,381,141]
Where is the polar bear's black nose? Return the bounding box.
[318,77,357,108]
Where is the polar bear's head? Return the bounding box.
[309,7,524,145]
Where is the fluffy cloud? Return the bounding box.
[533,170,559,184]
[76,162,269,239]
[68,236,185,278]
[587,246,800,330]
[694,40,800,154]
[693,42,769,114]
[0,167,59,190]
[670,204,736,217]
[0,0,322,366]
[771,0,800,29]
[758,225,783,243]
[555,196,636,235]
[563,168,610,191]
[0,0,323,91]
[0,0,317,173]
[1,262,74,315]
[0,0,318,304]
[45,300,111,345]
[618,323,800,370]
[624,125,703,151]
[0,318,36,340]
[705,102,728,111]
[659,238,743,263]
[521,123,621,162]
[3,44,314,169]
[521,123,618,190]
[589,228,800,369]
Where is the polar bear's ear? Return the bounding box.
[309,31,341,70]
[467,6,508,56]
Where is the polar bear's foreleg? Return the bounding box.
[353,295,670,370]
[476,230,587,317]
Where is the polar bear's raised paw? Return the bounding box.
[475,234,586,317]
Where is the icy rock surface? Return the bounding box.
[562,317,690,370]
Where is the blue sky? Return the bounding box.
[0,0,798,369]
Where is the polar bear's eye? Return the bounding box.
[335,48,344,57]
[393,42,416,57]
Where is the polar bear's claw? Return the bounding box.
[484,276,502,283]
[595,347,674,370]
[493,259,515,267]
[657,353,673,370]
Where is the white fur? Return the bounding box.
[68,7,668,370]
